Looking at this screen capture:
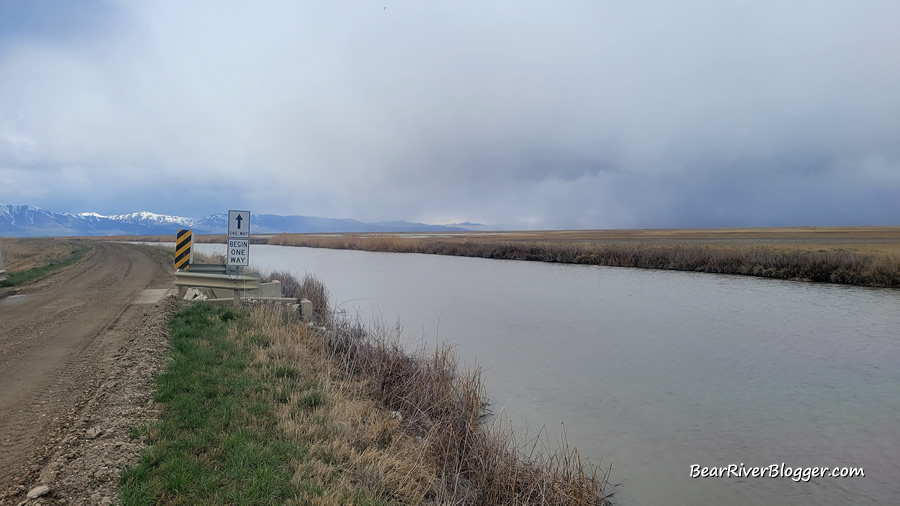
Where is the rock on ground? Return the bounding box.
[25,486,49,499]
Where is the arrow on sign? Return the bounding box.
[228,210,250,238]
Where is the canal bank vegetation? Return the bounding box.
[123,274,611,505]
[0,238,92,288]
[267,229,900,288]
[97,226,900,287]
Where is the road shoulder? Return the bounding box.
[1,296,184,505]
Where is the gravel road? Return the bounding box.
[0,242,177,504]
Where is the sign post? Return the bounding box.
[226,210,250,276]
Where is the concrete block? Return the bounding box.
[206,298,237,306]
[183,287,208,301]
[207,286,232,299]
[207,281,281,299]
[243,297,300,304]
[300,298,313,321]
[255,280,282,298]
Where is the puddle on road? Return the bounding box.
[0,294,29,307]
[134,288,173,304]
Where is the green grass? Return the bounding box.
[0,244,90,288]
[120,304,309,505]
[121,294,610,504]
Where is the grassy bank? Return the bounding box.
[0,240,91,288]
[123,279,611,504]
[120,304,311,504]
[267,231,900,288]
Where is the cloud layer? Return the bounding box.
[1,1,898,228]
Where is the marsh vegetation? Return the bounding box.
[123,274,611,504]
[95,226,900,287]
[267,228,900,288]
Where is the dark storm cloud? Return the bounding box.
[0,1,898,228]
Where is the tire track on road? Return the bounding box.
[0,242,173,493]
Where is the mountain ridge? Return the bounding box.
[0,204,470,237]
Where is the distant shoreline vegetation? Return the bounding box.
[269,235,900,288]
[87,227,900,288]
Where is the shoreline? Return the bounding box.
[265,229,900,289]
[121,274,613,504]
[76,227,900,288]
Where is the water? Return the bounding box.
[0,294,28,307]
[186,243,900,505]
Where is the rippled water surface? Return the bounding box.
[185,243,900,505]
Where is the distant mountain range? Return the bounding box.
[0,204,481,237]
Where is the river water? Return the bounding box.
[184,243,900,505]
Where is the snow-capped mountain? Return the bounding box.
[0,205,176,236]
[79,211,198,228]
[0,204,468,237]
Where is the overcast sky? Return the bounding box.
[1,1,898,229]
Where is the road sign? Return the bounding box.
[228,210,250,238]
[227,210,250,268]
[227,238,249,266]
[175,229,193,270]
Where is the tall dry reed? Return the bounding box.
[269,233,421,253]
[248,273,613,504]
[328,320,610,504]
[268,271,330,324]
[269,234,900,288]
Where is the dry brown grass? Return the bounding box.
[268,271,330,324]
[243,274,612,505]
[267,229,900,288]
[83,234,264,244]
[0,238,85,271]
[79,226,900,287]
[269,233,421,252]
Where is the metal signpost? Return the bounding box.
[0,238,5,283]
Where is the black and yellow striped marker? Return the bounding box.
[175,229,192,270]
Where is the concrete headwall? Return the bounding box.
[207,280,282,299]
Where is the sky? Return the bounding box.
[1,1,899,229]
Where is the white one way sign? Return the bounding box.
[227,210,250,267]
[228,210,250,238]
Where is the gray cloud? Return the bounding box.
[1,1,898,228]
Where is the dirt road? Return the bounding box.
[0,242,173,499]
